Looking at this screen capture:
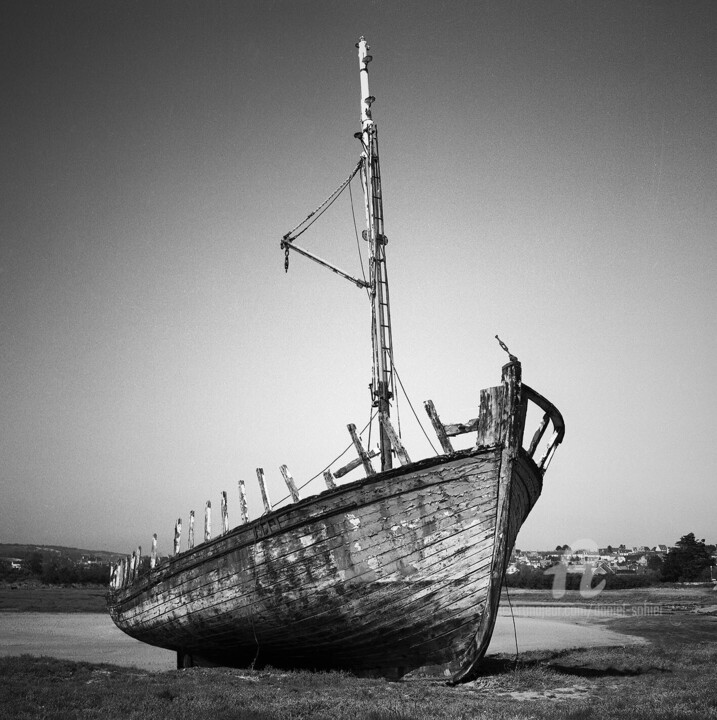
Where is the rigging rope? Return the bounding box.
[273,410,378,507]
[348,179,369,297]
[504,583,520,664]
[392,363,439,455]
[282,159,363,244]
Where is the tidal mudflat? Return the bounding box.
[0,606,644,672]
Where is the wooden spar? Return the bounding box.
[221,491,229,534]
[347,423,376,476]
[444,418,479,437]
[280,465,300,503]
[358,37,394,473]
[238,478,249,524]
[204,502,211,541]
[188,511,195,549]
[173,519,181,556]
[334,448,380,478]
[256,468,273,513]
[136,546,142,577]
[150,534,157,569]
[528,412,551,457]
[423,400,454,453]
[323,470,337,490]
[379,412,411,465]
[280,240,369,290]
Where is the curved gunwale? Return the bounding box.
[107,444,503,607]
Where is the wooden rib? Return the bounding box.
[347,423,375,476]
[204,502,211,541]
[238,478,249,524]
[323,470,337,490]
[188,511,195,549]
[256,468,272,513]
[379,412,411,465]
[335,449,379,478]
[173,519,181,556]
[280,465,300,503]
[423,399,454,453]
[220,492,228,534]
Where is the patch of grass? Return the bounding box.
[2,643,717,720]
[0,583,107,612]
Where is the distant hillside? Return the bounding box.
[0,543,123,563]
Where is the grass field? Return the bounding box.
[0,583,107,613]
[2,641,717,720]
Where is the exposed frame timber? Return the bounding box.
[522,383,565,472]
[280,464,301,503]
[423,399,454,454]
[173,519,181,556]
[323,469,337,489]
[333,448,380,478]
[221,491,229,534]
[347,423,376,476]
[188,510,195,549]
[256,468,273,513]
[238,478,249,524]
[378,411,410,465]
[150,533,157,570]
[444,418,479,437]
[204,501,212,541]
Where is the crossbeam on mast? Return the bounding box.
[281,239,369,289]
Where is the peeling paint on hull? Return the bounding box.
[107,361,564,683]
[108,447,540,680]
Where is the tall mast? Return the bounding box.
[357,37,395,472]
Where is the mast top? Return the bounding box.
[357,37,375,129]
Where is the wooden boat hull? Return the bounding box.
[107,361,563,683]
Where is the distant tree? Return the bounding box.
[646,554,664,573]
[661,533,713,582]
[607,545,614,554]
[29,551,43,576]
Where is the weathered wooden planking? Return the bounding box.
[108,359,559,680]
[115,466,499,637]
[127,496,500,646]
[113,456,498,608]
[109,448,512,672]
[114,451,500,612]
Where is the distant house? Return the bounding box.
[0,557,24,570]
[565,563,609,576]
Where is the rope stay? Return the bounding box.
[281,159,366,285]
[282,158,363,242]
[272,411,377,508]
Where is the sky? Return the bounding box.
[1,1,715,556]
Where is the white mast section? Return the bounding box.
[357,37,395,472]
